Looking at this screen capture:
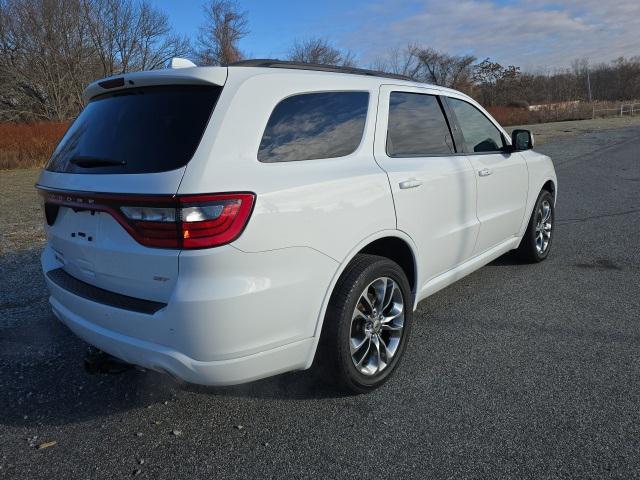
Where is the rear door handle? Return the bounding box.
[478,168,492,177]
[399,179,423,190]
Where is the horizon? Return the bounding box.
[155,0,640,72]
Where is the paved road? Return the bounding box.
[1,125,639,479]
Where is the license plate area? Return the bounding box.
[67,209,98,242]
[49,207,101,276]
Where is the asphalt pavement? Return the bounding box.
[1,124,639,479]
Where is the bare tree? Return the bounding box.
[415,47,476,90]
[373,44,474,89]
[473,58,505,105]
[287,37,356,67]
[371,44,422,79]
[0,0,95,120]
[83,0,190,76]
[0,0,190,121]
[197,0,248,65]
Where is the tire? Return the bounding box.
[515,189,555,263]
[318,254,413,394]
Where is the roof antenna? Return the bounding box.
[167,57,197,69]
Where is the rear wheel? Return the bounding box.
[319,254,413,394]
[516,189,554,262]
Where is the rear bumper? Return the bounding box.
[42,242,338,385]
[50,295,314,385]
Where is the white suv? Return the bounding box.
[37,59,557,393]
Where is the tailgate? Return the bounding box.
[37,81,225,303]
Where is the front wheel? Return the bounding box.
[319,254,413,394]
[516,189,555,262]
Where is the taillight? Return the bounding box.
[39,189,255,250]
[119,205,181,248]
[179,194,254,248]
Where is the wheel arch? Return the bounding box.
[517,176,557,241]
[358,237,417,294]
[542,179,556,203]
[304,230,420,369]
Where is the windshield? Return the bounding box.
[46,85,222,174]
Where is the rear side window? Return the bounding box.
[386,92,454,157]
[258,91,369,163]
[46,85,221,174]
[448,98,504,153]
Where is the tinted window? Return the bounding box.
[46,85,221,174]
[258,92,369,163]
[448,98,504,153]
[387,92,454,157]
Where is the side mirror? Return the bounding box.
[511,129,534,151]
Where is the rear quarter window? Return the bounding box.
[258,91,369,163]
[46,85,222,174]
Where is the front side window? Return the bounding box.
[448,98,504,153]
[387,92,454,157]
[258,91,369,163]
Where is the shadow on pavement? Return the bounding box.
[1,248,345,430]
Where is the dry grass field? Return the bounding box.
[0,122,69,170]
[0,168,45,255]
[488,101,640,126]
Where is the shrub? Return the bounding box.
[0,122,69,170]
[506,100,530,110]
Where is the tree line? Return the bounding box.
[1,0,638,122]
[373,45,640,108]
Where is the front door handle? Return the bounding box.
[478,168,493,177]
[399,179,423,189]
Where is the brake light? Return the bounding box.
[98,77,125,89]
[38,189,255,249]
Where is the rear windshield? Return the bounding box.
[46,85,222,174]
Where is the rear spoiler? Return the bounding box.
[82,65,228,103]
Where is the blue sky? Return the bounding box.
[154,0,640,71]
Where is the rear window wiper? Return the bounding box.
[70,155,127,168]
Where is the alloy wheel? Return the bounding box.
[350,277,405,376]
[535,199,553,254]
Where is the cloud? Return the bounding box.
[343,0,640,70]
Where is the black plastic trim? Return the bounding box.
[47,268,166,315]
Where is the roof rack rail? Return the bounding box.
[228,59,415,82]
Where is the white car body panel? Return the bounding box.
[517,149,558,236]
[466,150,529,254]
[37,64,557,385]
[178,69,396,262]
[373,84,480,290]
[421,236,520,299]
